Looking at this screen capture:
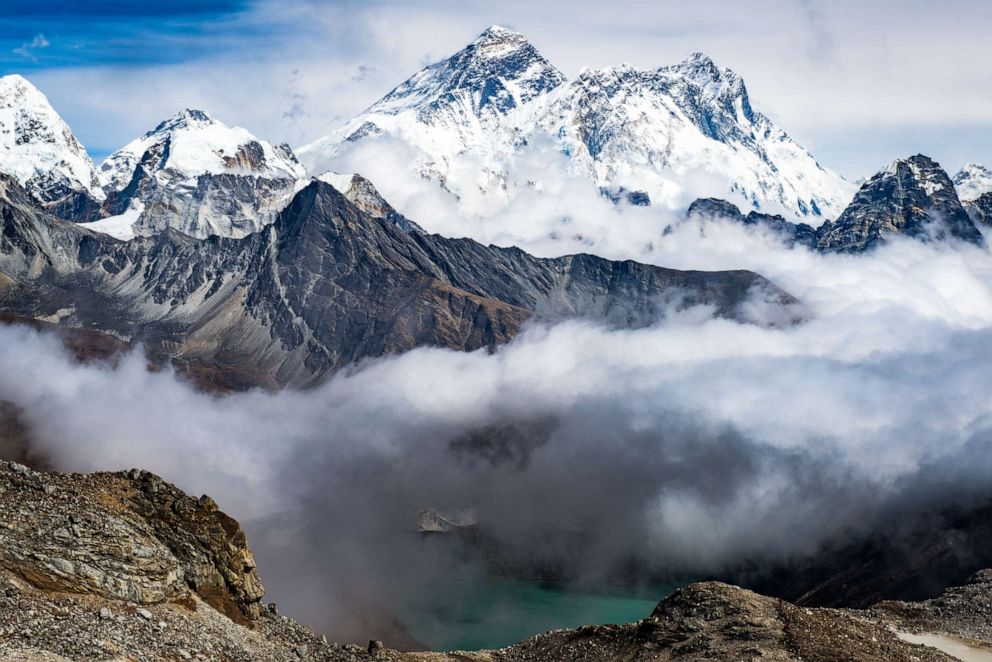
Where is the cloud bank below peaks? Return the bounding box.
[1,227,992,639]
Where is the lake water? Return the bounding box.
[400,578,681,651]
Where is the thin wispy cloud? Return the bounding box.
[12,33,49,61]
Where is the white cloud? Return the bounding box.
[2,224,992,640]
[12,34,49,61]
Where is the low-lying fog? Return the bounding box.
[2,164,992,645]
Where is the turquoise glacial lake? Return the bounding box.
[400,577,681,651]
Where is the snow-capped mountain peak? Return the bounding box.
[0,74,103,205]
[149,108,214,133]
[298,29,855,222]
[953,163,992,202]
[98,109,305,191]
[369,25,566,119]
[544,53,853,217]
[297,26,566,174]
[668,52,753,122]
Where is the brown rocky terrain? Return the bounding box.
[0,173,796,390]
[1,461,991,661]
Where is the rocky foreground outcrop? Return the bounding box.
[2,462,991,661]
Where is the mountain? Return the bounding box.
[0,74,104,217]
[965,193,992,227]
[954,164,992,227]
[316,171,425,233]
[298,26,567,189]
[686,198,818,248]
[540,53,854,218]
[689,155,985,252]
[87,109,307,239]
[298,27,854,221]
[816,155,983,252]
[953,163,992,201]
[0,174,793,390]
[0,460,986,660]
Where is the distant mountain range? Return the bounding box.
[0,172,790,389]
[0,29,988,250]
[0,28,990,386]
[689,155,988,253]
[298,26,856,220]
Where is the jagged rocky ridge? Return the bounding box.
[1,460,990,661]
[688,155,986,252]
[966,193,992,227]
[299,26,854,220]
[0,173,793,389]
[317,171,425,233]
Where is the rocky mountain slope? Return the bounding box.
[815,155,983,251]
[0,74,105,219]
[2,460,990,661]
[316,171,424,233]
[747,495,992,612]
[0,173,792,389]
[83,109,307,239]
[298,26,854,221]
[688,155,986,252]
[966,193,992,227]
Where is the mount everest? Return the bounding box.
[298,25,856,221]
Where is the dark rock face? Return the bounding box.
[747,497,992,610]
[688,155,986,253]
[0,174,794,389]
[334,173,425,234]
[815,155,983,252]
[686,197,817,248]
[600,187,652,206]
[965,192,992,227]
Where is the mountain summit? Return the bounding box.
[98,108,305,192]
[298,26,567,188]
[0,74,104,215]
[953,163,992,202]
[815,155,983,251]
[90,109,307,239]
[371,25,567,120]
[298,29,854,221]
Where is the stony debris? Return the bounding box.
[434,582,961,661]
[1,460,990,661]
[875,568,992,645]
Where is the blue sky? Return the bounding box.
[0,1,252,68]
[2,0,991,179]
